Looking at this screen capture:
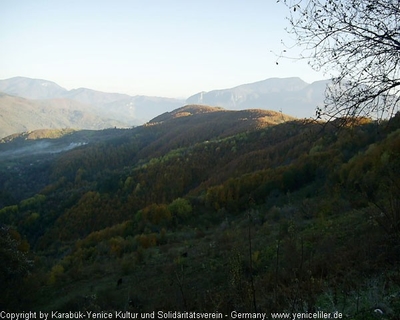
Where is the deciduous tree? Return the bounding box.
[280,0,400,122]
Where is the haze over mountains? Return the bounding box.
[0,77,185,138]
[0,76,328,138]
[186,77,329,118]
[0,93,128,139]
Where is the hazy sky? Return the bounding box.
[1,0,325,98]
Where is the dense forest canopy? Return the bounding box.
[0,105,399,317]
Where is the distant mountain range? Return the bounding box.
[0,76,329,138]
[0,77,185,121]
[186,77,329,118]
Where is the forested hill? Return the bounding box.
[1,105,399,317]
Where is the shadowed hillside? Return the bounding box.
[0,105,399,317]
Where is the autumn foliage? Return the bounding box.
[0,106,399,315]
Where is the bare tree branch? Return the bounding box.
[279,0,400,122]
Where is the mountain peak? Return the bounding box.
[0,76,68,100]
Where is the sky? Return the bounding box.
[0,0,325,98]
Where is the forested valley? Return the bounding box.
[1,105,399,318]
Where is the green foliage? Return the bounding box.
[0,205,18,224]
[169,198,192,224]
[47,264,64,286]
[19,194,46,210]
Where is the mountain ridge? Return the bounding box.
[0,76,68,99]
[0,77,185,133]
[0,76,329,138]
[186,77,329,118]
